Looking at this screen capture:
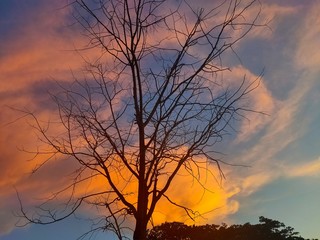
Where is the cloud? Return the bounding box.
[0,1,88,235]
[285,158,320,178]
[1,0,319,237]
[252,3,298,39]
[227,64,316,194]
[240,172,277,196]
[0,211,17,236]
[0,0,94,182]
[0,17,80,90]
[0,187,19,236]
[0,2,275,233]
[149,164,241,226]
[294,3,320,69]
[218,0,320,208]
[224,66,276,143]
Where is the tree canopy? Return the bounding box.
[146,216,318,240]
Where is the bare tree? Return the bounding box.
[18,0,264,239]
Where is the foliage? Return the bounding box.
[146,216,318,240]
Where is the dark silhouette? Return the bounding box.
[17,0,265,239]
[146,216,318,240]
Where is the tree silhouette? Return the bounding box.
[146,217,318,240]
[17,0,264,239]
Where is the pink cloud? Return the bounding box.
[216,66,276,143]
[294,3,320,69]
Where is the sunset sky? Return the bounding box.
[1,0,320,239]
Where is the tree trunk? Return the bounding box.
[133,218,148,240]
[133,191,148,240]
[133,176,149,240]
[133,163,148,240]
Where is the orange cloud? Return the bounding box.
[0,2,87,235]
[149,163,241,226]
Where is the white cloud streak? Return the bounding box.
[219,0,320,214]
[285,157,320,178]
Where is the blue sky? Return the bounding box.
[0,0,319,239]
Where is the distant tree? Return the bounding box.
[146,222,192,240]
[255,216,303,240]
[17,0,264,239]
[146,217,316,240]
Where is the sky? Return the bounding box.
[0,0,320,239]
